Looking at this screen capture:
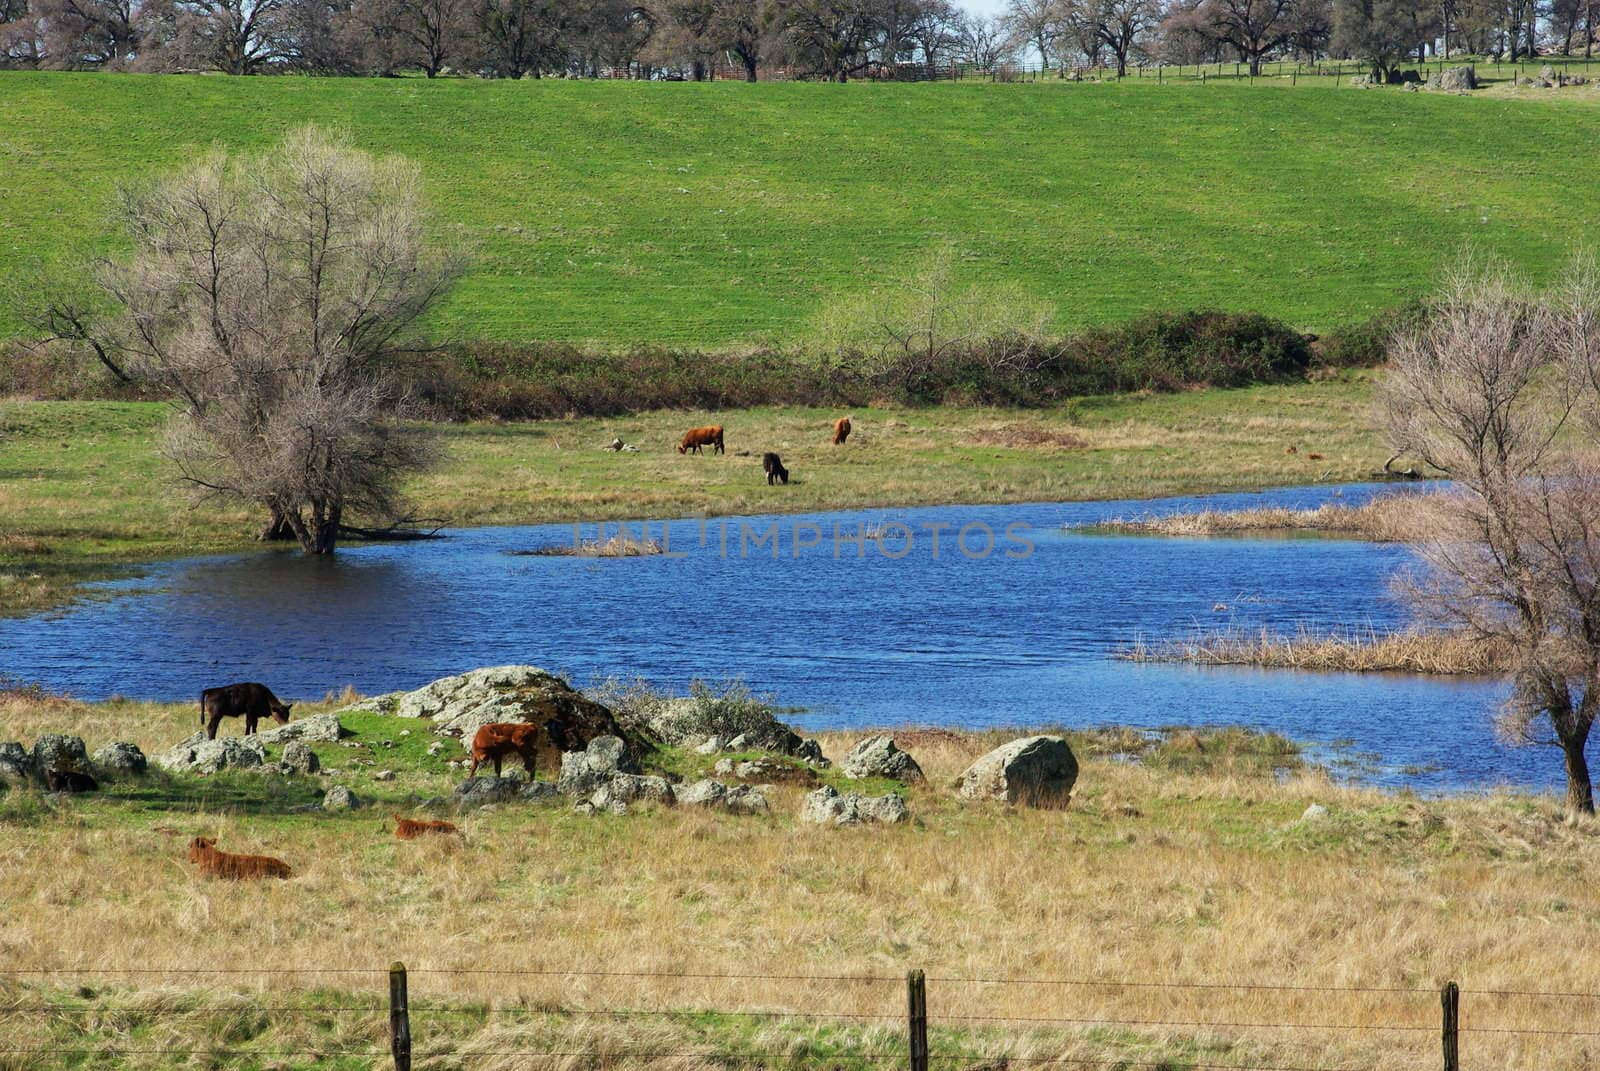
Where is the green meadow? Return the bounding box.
[2,72,1597,344]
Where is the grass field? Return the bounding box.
[3,72,1599,344]
[0,690,1595,1071]
[0,375,1382,613]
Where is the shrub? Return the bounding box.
[1314,300,1430,369]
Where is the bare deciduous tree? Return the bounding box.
[1383,258,1600,814]
[55,126,455,555]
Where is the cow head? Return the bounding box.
[188,837,216,862]
[271,702,293,725]
[677,443,688,454]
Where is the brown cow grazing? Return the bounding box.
[678,425,725,455]
[200,682,292,740]
[187,837,293,880]
[832,416,852,445]
[762,452,789,485]
[393,813,460,839]
[468,721,550,778]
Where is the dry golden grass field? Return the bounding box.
[0,690,1596,1071]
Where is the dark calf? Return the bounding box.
[200,682,293,740]
[45,769,98,793]
[762,452,789,485]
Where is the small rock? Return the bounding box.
[723,733,751,751]
[93,742,148,777]
[1301,803,1329,822]
[557,735,638,796]
[794,739,831,768]
[695,736,723,755]
[591,774,675,809]
[454,776,522,808]
[678,779,729,807]
[399,730,411,737]
[725,784,770,815]
[322,785,363,811]
[518,780,561,803]
[375,769,396,782]
[278,741,320,776]
[257,713,346,745]
[0,742,32,782]
[841,735,925,783]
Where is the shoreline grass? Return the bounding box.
[1086,492,1436,542]
[0,691,1594,1071]
[1122,625,1514,675]
[0,375,1382,615]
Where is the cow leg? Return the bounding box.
[206,715,222,741]
[245,714,258,736]
[468,756,480,778]
[493,756,503,777]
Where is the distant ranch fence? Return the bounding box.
[589,55,1600,84]
[2,964,1598,1069]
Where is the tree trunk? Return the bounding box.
[1562,734,1595,814]
[743,54,758,80]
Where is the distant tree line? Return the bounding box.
[0,0,1590,77]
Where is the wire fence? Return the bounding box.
[3,964,1598,1069]
[601,53,1600,84]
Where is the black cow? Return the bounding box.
[200,682,293,740]
[762,452,789,485]
[45,769,98,793]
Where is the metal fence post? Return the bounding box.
[1441,981,1459,1071]
[391,961,413,1071]
[908,969,929,1071]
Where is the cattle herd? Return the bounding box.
[677,415,852,482]
[182,415,859,881]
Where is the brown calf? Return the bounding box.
[678,425,725,455]
[468,721,547,778]
[393,813,460,839]
[832,416,852,445]
[187,837,293,880]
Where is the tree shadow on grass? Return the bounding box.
[100,769,327,817]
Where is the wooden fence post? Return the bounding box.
[391,961,413,1071]
[907,969,929,1071]
[1441,981,1459,1071]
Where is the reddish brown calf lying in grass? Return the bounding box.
[393,813,460,839]
[187,837,293,880]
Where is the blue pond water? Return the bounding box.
[0,483,1538,792]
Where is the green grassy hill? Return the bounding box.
[1,72,1596,344]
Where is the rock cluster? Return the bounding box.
[157,733,267,775]
[800,785,909,825]
[0,735,148,787]
[92,742,148,776]
[678,779,770,814]
[1426,65,1476,92]
[841,735,924,783]
[956,735,1077,808]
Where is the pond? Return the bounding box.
[0,483,1535,792]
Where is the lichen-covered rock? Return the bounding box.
[800,785,908,826]
[278,741,320,775]
[956,735,1077,808]
[157,733,267,775]
[713,756,816,784]
[841,735,924,783]
[31,734,89,775]
[519,780,561,803]
[557,735,639,796]
[725,784,770,815]
[322,785,363,811]
[0,742,32,782]
[347,666,645,765]
[454,776,519,807]
[678,779,729,807]
[590,774,675,810]
[256,713,346,745]
[1426,64,1476,91]
[92,742,147,777]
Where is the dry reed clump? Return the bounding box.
[520,535,664,557]
[1089,493,1441,543]
[965,425,1090,450]
[0,534,50,555]
[1122,626,1514,675]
